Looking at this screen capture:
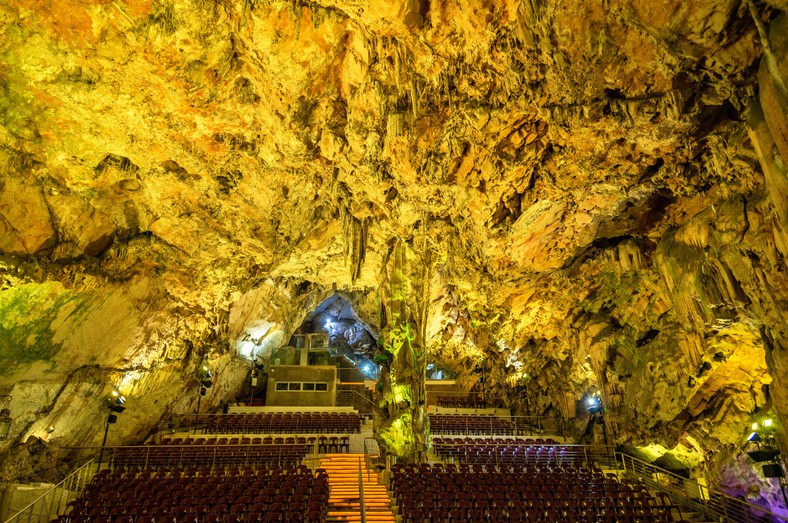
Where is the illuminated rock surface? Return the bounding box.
[0,0,787,507]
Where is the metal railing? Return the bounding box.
[338,367,369,383]
[432,441,617,468]
[358,456,367,523]
[428,414,563,437]
[3,460,95,523]
[158,413,362,436]
[430,391,487,408]
[337,389,375,416]
[618,453,788,523]
[63,443,318,471]
[363,437,381,479]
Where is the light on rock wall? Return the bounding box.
[99,389,127,467]
[586,392,603,414]
[235,321,283,361]
[743,414,788,507]
[0,395,12,440]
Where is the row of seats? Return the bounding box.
[433,437,557,445]
[157,435,351,453]
[432,440,608,466]
[109,444,311,469]
[58,466,328,522]
[391,463,676,523]
[436,395,484,408]
[198,412,361,434]
[429,414,516,435]
[159,436,314,445]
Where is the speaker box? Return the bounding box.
[748,449,780,462]
[108,414,118,424]
[763,464,784,478]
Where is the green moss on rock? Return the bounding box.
[0,283,82,371]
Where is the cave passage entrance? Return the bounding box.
[282,294,379,380]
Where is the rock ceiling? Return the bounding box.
[2,0,788,495]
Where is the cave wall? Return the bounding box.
[0,0,786,506]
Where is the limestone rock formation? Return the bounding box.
[0,0,787,509]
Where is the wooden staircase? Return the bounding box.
[320,453,396,523]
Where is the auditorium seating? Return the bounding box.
[436,395,484,409]
[51,408,366,523]
[57,466,329,523]
[110,440,312,469]
[200,412,361,434]
[429,413,516,435]
[432,437,615,467]
[390,462,674,523]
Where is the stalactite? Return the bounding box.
[746,0,788,101]
[410,79,419,119]
[350,217,369,283]
[394,42,402,95]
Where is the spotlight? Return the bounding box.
[763,419,773,428]
[586,393,603,414]
[198,365,213,388]
[107,390,126,411]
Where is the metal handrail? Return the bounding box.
[428,413,563,437]
[336,389,376,416]
[358,457,367,523]
[432,441,617,468]
[3,460,95,523]
[618,453,788,523]
[61,442,319,471]
[363,437,380,480]
[160,412,363,435]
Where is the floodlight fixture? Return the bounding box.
[586,393,603,414]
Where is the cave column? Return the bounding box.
[373,237,432,463]
[750,12,788,456]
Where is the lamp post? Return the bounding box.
[195,365,213,433]
[473,362,485,408]
[586,391,608,446]
[0,395,12,440]
[250,359,264,405]
[98,390,125,469]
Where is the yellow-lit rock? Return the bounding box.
[0,0,787,506]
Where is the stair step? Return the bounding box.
[321,454,395,523]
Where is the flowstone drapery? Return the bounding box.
[373,238,432,462]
